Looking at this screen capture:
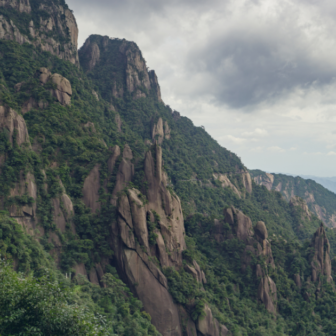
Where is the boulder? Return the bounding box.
[50,73,72,105]
[108,145,121,174]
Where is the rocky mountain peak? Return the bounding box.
[79,35,163,102]
[0,0,79,64]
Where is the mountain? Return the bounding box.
[250,170,336,228]
[300,175,336,194]
[1,1,336,335]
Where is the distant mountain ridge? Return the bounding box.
[250,170,336,227]
[300,175,336,194]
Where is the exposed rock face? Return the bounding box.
[0,105,30,146]
[224,206,253,242]
[252,170,336,228]
[254,221,275,267]
[311,224,333,283]
[185,260,207,284]
[38,68,72,106]
[258,277,277,314]
[79,35,164,101]
[0,1,79,65]
[197,304,230,336]
[50,73,72,105]
[111,144,134,201]
[152,118,164,144]
[9,171,36,218]
[148,70,162,102]
[107,145,121,174]
[82,164,101,213]
[0,0,31,13]
[290,196,311,220]
[111,144,188,335]
[213,174,241,198]
[253,173,274,191]
[223,207,276,313]
[241,170,253,193]
[52,180,75,234]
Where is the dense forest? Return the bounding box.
[0,1,336,335]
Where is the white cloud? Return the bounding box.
[327,151,336,156]
[67,0,336,176]
[267,146,285,153]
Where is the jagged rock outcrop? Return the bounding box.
[253,173,275,191]
[148,70,162,102]
[79,35,164,101]
[152,118,171,144]
[213,174,241,198]
[223,207,277,313]
[0,105,30,146]
[17,68,73,111]
[38,68,72,106]
[197,304,230,336]
[224,206,253,242]
[110,144,190,335]
[111,144,134,203]
[258,277,277,314]
[241,170,253,193]
[185,260,207,284]
[82,164,101,213]
[290,196,311,220]
[0,1,79,65]
[310,224,333,283]
[251,170,336,228]
[9,171,36,218]
[254,221,275,267]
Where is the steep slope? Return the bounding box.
[251,170,336,228]
[1,2,336,335]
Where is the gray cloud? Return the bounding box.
[66,0,336,176]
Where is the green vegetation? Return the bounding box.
[0,3,336,334]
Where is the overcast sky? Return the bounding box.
[67,0,336,177]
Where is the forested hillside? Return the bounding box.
[0,1,336,335]
[251,170,336,228]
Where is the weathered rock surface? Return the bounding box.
[224,206,253,242]
[213,174,241,198]
[82,164,101,213]
[79,35,164,101]
[290,196,311,220]
[252,170,336,228]
[110,144,190,335]
[152,118,164,144]
[197,304,230,336]
[111,144,134,201]
[50,73,72,105]
[258,276,277,314]
[0,105,30,146]
[149,70,162,102]
[311,224,333,283]
[0,1,79,64]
